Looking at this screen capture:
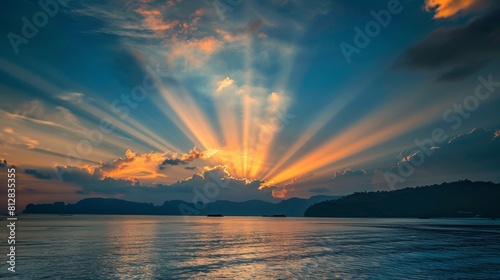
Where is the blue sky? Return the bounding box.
[0,0,499,207]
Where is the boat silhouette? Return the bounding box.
[262,214,287,217]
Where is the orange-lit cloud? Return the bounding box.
[272,186,289,199]
[190,36,220,53]
[0,127,39,149]
[100,150,168,181]
[134,8,178,35]
[167,36,222,68]
[97,148,217,182]
[425,0,480,18]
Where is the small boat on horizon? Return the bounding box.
[262,214,287,217]
[207,214,224,217]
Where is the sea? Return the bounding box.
[1,215,499,279]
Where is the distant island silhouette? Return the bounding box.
[22,195,339,217]
[305,180,500,218]
[22,181,500,218]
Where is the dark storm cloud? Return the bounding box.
[53,166,140,195]
[25,169,52,180]
[398,4,500,81]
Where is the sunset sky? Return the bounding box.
[1,0,499,208]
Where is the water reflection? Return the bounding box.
[4,216,499,279]
[172,217,316,278]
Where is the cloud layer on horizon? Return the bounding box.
[16,128,499,202]
[20,164,275,205]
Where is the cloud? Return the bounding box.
[67,148,219,183]
[215,77,235,93]
[168,36,224,68]
[215,19,266,42]
[271,186,289,199]
[242,19,265,34]
[331,169,375,194]
[71,4,161,39]
[0,158,7,168]
[26,164,276,203]
[72,1,203,41]
[134,7,179,35]
[187,36,220,53]
[54,106,84,129]
[387,128,500,187]
[289,168,381,197]
[56,166,141,195]
[424,0,487,19]
[0,127,39,149]
[398,2,500,80]
[99,150,170,180]
[18,165,139,195]
[1,100,86,134]
[57,92,85,104]
[267,171,315,198]
[159,148,218,168]
[161,165,275,202]
[25,169,52,180]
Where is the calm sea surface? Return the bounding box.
[1,215,499,279]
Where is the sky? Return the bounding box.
[0,0,499,209]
